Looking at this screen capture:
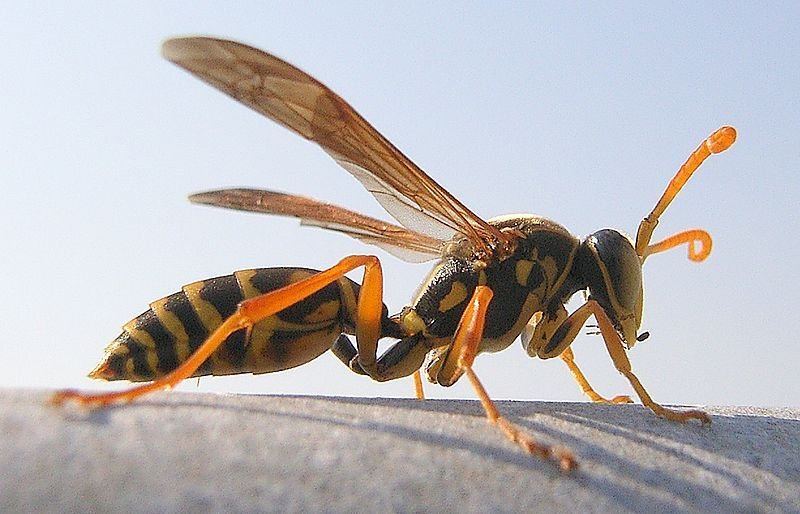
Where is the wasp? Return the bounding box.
[52,37,737,473]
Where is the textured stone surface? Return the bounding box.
[2,389,799,513]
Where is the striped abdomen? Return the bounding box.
[90,268,362,382]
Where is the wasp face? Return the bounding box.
[578,229,644,348]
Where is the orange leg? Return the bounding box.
[412,370,425,400]
[559,347,632,404]
[588,300,710,424]
[451,286,577,473]
[51,255,385,408]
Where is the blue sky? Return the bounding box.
[2,3,798,407]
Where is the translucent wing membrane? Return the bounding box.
[190,188,443,263]
[162,37,512,259]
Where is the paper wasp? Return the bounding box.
[52,37,737,472]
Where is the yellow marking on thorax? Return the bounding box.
[524,240,578,299]
[540,255,560,289]
[400,308,428,335]
[479,293,543,354]
[515,259,534,286]
[439,281,468,313]
[150,297,191,362]
[543,244,578,297]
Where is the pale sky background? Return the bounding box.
[1,3,798,407]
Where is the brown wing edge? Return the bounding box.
[189,188,444,262]
[162,36,516,261]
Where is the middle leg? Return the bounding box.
[559,347,633,404]
[443,285,577,472]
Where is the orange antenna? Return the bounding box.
[635,126,736,261]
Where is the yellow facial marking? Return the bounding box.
[439,281,468,313]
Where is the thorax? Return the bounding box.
[398,215,580,353]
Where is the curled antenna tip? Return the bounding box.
[706,126,737,154]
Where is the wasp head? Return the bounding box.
[578,229,644,348]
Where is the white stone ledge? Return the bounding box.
[2,389,798,513]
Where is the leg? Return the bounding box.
[443,286,577,473]
[412,370,425,400]
[588,300,710,423]
[559,347,632,404]
[51,255,386,408]
[523,303,631,403]
[332,333,426,399]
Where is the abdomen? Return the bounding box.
[90,268,360,381]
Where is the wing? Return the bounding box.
[190,188,443,263]
[162,36,514,259]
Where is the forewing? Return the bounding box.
[189,188,443,263]
[162,36,511,257]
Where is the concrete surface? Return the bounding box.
[1,389,798,513]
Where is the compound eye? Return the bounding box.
[581,230,644,339]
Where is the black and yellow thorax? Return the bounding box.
[398,215,580,354]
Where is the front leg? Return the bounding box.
[438,286,577,472]
[559,347,633,404]
[524,303,631,404]
[588,300,710,424]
